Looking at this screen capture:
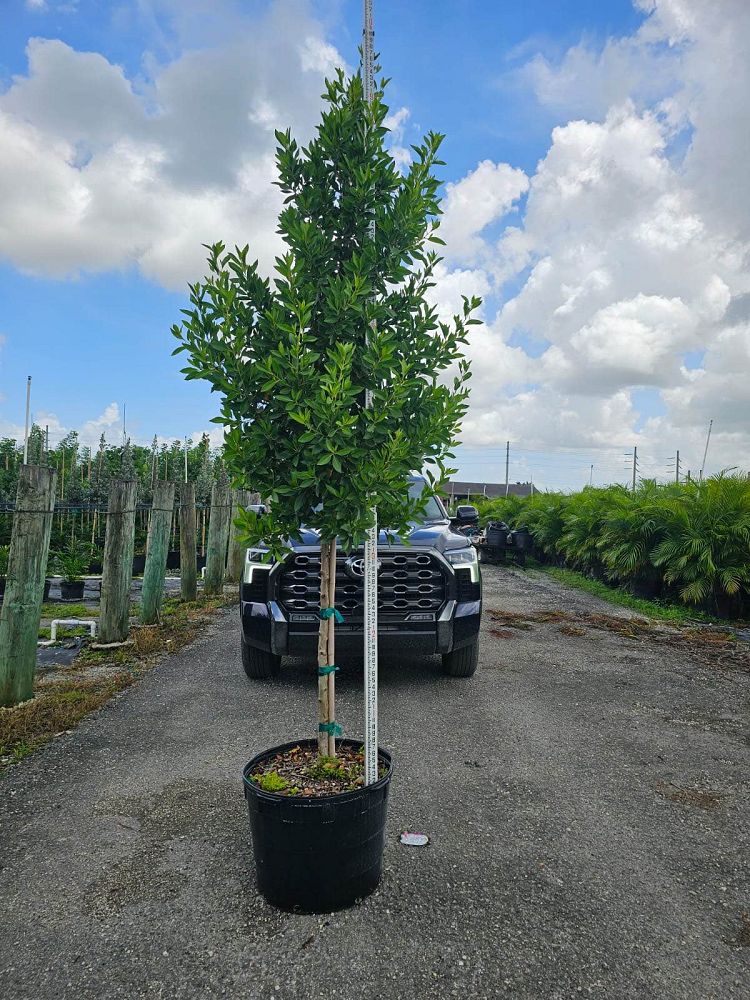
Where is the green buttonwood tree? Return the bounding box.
[173,68,480,756]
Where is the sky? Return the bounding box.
[0,0,748,491]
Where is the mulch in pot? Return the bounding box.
[248,744,386,798]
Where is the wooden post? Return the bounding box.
[140,481,175,625]
[0,465,57,707]
[179,482,197,602]
[204,483,231,596]
[317,540,331,756]
[225,488,251,584]
[99,480,137,644]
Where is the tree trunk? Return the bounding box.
[326,539,337,757]
[0,465,57,706]
[317,540,331,756]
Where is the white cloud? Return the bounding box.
[440,159,529,262]
[0,3,345,289]
[440,0,750,478]
[3,0,750,482]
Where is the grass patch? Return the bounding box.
[535,565,722,624]
[0,673,134,769]
[38,626,91,640]
[40,603,100,619]
[2,592,236,772]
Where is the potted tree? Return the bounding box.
[54,541,89,601]
[173,68,478,911]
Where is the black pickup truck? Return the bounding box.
[239,476,481,679]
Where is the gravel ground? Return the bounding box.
[1,565,749,999]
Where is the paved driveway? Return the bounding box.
[1,566,748,999]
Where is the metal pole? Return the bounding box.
[700,420,713,480]
[23,376,31,465]
[362,0,378,786]
[589,464,593,487]
[632,446,637,492]
[504,440,509,497]
[675,450,680,484]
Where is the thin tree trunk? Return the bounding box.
[317,540,331,756]
[327,539,337,757]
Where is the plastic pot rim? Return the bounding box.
[243,737,393,806]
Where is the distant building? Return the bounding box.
[444,481,536,501]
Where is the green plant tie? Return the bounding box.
[317,665,339,676]
[318,721,343,736]
[319,607,344,623]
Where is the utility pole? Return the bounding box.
[589,464,594,487]
[504,440,510,497]
[23,376,31,465]
[632,446,638,492]
[700,419,713,480]
[675,449,680,484]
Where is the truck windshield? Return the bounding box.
[409,481,447,522]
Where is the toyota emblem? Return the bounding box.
[345,556,366,579]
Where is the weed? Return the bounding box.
[251,771,298,794]
[306,756,348,781]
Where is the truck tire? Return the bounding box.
[441,640,478,677]
[242,635,281,679]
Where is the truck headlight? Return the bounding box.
[444,546,479,582]
[244,548,276,584]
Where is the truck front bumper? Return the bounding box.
[241,597,481,658]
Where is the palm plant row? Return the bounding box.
[475,473,750,616]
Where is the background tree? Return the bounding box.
[173,68,479,755]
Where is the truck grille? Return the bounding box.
[278,551,446,620]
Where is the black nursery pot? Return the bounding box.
[243,738,393,913]
[60,580,85,600]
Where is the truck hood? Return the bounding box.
[290,520,470,553]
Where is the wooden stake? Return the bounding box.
[0,465,57,706]
[204,483,231,596]
[327,539,337,757]
[225,488,251,584]
[140,480,175,625]
[179,483,197,601]
[317,540,331,756]
[99,480,137,644]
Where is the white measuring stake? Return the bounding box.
[362,0,378,786]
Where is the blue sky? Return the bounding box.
[0,0,747,486]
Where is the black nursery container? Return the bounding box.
[243,738,392,912]
[60,580,85,600]
[510,526,533,550]
[485,521,509,549]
